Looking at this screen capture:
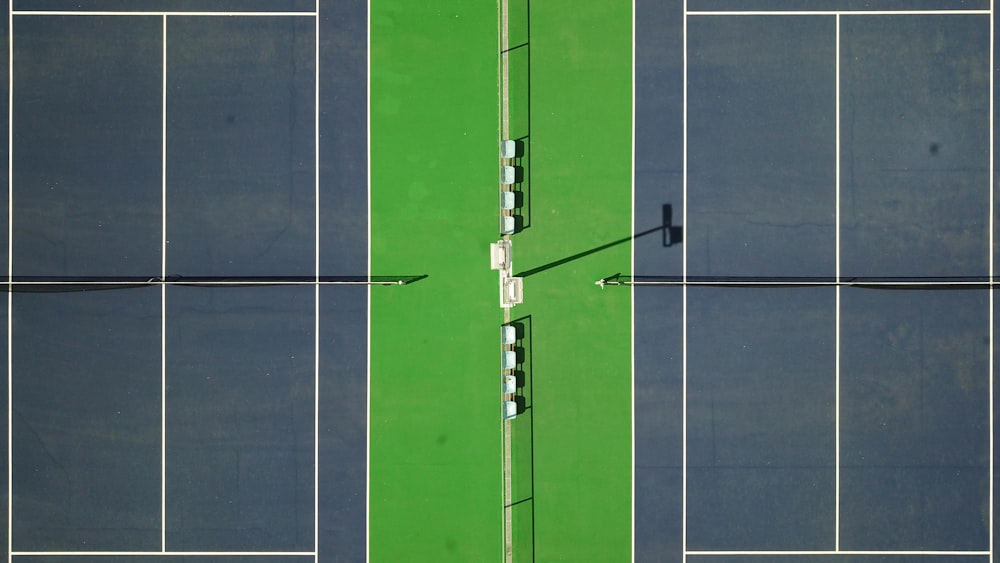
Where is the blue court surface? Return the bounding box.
[635,1,996,561]
[1,0,367,560]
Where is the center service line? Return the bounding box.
[834,12,841,553]
[313,5,321,563]
[160,13,169,553]
[681,2,689,562]
[988,2,995,563]
[6,0,12,560]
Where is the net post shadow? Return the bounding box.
[515,203,682,279]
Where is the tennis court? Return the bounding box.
[4,0,995,561]
[635,0,995,561]
[3,0,367,560]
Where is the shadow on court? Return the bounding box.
[508,313,535,562]
[515,203,682,278]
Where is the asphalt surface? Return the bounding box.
[635,3,993,559]
[4,1,367,557]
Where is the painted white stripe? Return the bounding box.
[989,3,995,563]
[6,0,11,560]
[160,13,168,553]
[313,3,321,562]
[834,13,841,552]
[687,551,991,556]
[11,10,316,16]
[681,4,688,563]
[11,552,317,557]
[686,9,990,16]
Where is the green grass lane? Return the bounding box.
[369,2,502,562]
[507,1,633,561]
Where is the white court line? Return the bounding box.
[6,0,11,560]
[11,552,317,557]
[686,551,991,556]
[989,3,995,563]
[11,10,316,16]
[630,0,636,561]
[160,13,167,553]
[686,9,990,16]
[365,0,372,560]
[313,2,320,562]
[681,3,688,563]
[834,12,840,553]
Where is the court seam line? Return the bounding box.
[6,0,12,559]
[11,10,316,16]
[834,12,840,553]
[686,9,990,16]
[313,4,321,562]
[160,13,167,553]
[681,3,688,563]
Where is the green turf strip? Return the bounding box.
[369,1,503,562]
[371,0,632,560]
[504,1,633,561]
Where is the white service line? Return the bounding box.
[313,4,321,563]
[11,552,317,557]
[160,13,168,553]
[6,0,11,560]
[686,9,990,16]
[11,10,316,16]
[834,12,840,552]
[989,3,995,563]
[686,550,991,556]
[681,4,688,563]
